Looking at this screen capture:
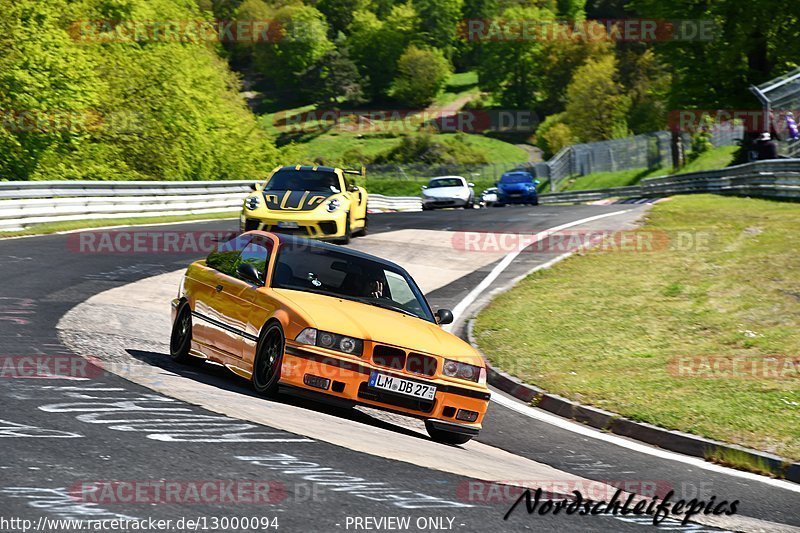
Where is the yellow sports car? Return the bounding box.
[170,231,490,444]
[240,165,368,243]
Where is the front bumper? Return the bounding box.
[280,343,490,430]
[498,192,537,204]
[240,209,347,238]
[422,196,470,208]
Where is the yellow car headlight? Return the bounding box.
[296,328,363,356]
[245,196,260,210]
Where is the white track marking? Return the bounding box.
[446,209,632,330]
[492,392,800,493]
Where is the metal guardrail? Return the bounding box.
[539,159,800,204]
[0,182,422,232]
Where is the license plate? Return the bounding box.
[277,221,299,229]
[368,372,436,400]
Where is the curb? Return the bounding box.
[467,319,800,483]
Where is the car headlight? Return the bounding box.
[442,359,484,383]
[245,196,260,210]
[326,199,340,212]
[295,328,363,356]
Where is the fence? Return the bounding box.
[0,182,421,232]
[538,159,800,204]
[537,124,745,192]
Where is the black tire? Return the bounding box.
[354,213,368,237]
[462,195,474,209]
[425,421,474,445]
[252,322,285,396]
[169,303,195,364]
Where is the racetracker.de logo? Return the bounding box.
[668,109,800,133]
[0,355,104,379]
[70,480,286,504]
[68,231,237,254]
[271,109,538,134]
[69,20,283,44]
[459,18,715,42]
[668,355,799,380]
[450,230,713,254]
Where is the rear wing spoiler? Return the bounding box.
[342,166,366,178]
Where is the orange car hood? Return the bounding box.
[274,288,479,361]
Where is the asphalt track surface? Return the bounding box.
[0,206,797,533]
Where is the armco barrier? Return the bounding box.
[539,159,800,204]
[0,182,421,232]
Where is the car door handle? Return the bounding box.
[215,284,224,293]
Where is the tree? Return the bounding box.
[412,0,464,53]
[252,4,333,91]
[536,113,577,157]
[0,0,277,181]
[634,0,800,109]
[476,6,555,109]
[391,46,452,107]
[564,54,631,141]
[532,20,613,116]
[347,4,418,99]
[299,42,367,105]
[317,0,369,35]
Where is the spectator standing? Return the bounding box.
[755,132,779,160]
[786,112,799,140]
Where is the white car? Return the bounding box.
[421,176,475,210]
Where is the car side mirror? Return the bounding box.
[237,262,263,286]
[249,183,257,191]
[468,182,475,187]
[421,185,427,190]
[349,185,359,192]
[435,308,453,325]
[534,179,540,186]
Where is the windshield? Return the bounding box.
[264,169,341,193]
[501,173,533,184]
[428,178,464,188]
[272,243,435,322]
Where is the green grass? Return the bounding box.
[0,211,239,239]
[679,145,739,174]
[705,447,781,478]
[559,168,664,191]
[558,145,740,192]
[474,195,800,462]
[432,71,480,108]
[296,131,527,166]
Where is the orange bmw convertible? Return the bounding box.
[170,231,490,444]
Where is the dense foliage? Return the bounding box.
[3,0,797,179]
[0,0,277,181]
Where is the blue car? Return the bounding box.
[494,171,540,206]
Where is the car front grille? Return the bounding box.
[406,353,436,376]
[372,345,406,370]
